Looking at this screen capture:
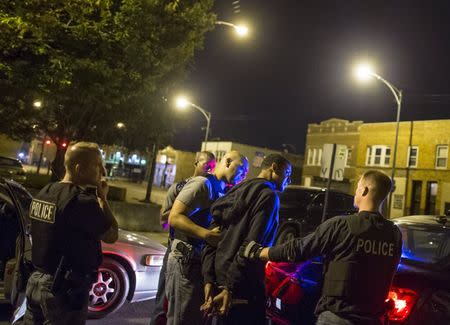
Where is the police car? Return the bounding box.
[265,214,450,324]
[0,179,166,320]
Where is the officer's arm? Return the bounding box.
[168,200,210,240]
[99,198,119,243]
[265,217,345,262]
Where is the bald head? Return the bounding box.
[63,142,104,185]
[215,150,249,186]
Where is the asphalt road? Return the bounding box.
[0,299,155,325]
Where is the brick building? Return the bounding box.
[303,118,450,217]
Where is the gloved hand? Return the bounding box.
[239,240,263,261]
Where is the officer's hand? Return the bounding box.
[97,180,109,201]
[239,240,263,261]
[212,288,231,316]
[200,283,215,314]
[205,226,221,247]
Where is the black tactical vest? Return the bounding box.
[321,212,402,314]
[30,182,84,274]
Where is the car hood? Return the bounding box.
[111,229,166,251]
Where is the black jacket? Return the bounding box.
[201,178,279,298]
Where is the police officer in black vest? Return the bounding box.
[24,142,119,325]
[241,170,403,325]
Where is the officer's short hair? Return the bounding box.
[64,142,101,172]
[261,154,291,170]
[198,151,215,162]
[362,170,392,202]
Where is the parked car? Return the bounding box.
[0,156,27,184]
[0,178,166,320]
[276,186,357,244]
[265,214,450,325]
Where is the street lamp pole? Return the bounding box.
[356,66,403,217]
[215,20,249,37]
[190,103,211,145]
[370,73,402,218]
[175,97,212,150]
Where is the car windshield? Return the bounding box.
[0,157,22,167]
[398,223,450,266]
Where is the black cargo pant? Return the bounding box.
[24,271,90,325]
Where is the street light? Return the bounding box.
[116,122,125,129]
[175,96,211,148]
[354,63,403,217]
[215,20,249,37]
[33,100,42,108]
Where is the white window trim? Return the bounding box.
[407,146,419,168]
[307,147,323,166]
[365,145,391,167]
[316,148,322,166]
[435,145,448,169]
[307,148,314,166]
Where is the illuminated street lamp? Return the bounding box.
[354,63,403,217]
[215,20,249,37]
[175,96,211,147]
[33,100,42,108]
[116,122,125,129]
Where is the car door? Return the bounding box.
[5,181,33,308]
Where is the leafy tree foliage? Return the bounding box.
[0,0,215,177]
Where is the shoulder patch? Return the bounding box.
[30,198,56,224]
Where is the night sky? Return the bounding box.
[172,0,450,154]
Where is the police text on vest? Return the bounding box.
[30,199,56,224]
[356,238,394,256]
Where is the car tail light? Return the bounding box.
[386,287,419,322]
[144,254,164,267]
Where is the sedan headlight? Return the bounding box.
[144,254,164,267]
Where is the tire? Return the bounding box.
[276,225,298,245]
[88,257,130,319]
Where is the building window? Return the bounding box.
[307,148,322,166]
[215,150,226,162]
[307,148,314,166]
[315,148,322,166]
[366,145,391,167]
[436,145,448,169]
[346,149,352,167]
[407,146,419,168]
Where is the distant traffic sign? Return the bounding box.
[320,143,347,181]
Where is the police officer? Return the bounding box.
[24,142,119,325]
[149,151,216,325]
[242,170,403,325]
[166,151,248,325]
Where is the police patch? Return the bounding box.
[30,199,56,224]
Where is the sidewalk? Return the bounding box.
[108,179,168,206]
[23,164,168,206]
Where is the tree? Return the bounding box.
[0,0,215,178]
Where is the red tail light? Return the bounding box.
[386,287,419,322]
